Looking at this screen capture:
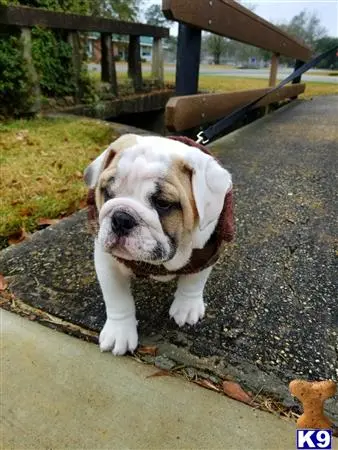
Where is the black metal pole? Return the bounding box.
[175,23,201,96]
[292,59,305,84]
[291,59,305,99]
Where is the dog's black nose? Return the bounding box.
[111,211,136,236]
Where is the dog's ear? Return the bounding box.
[186,152,232,231]
[84,134,140,187]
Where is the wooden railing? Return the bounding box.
[0,5,169,110]
[163,0,313,132]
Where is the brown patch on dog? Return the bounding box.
[159,159,198,241]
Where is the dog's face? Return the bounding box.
[84,135,232,269]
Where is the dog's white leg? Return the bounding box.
[94,240,138,355]
[169,266,213,327]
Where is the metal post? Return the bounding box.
[291,59,305,99]
[175,23,201,96]
[292,59,305,84]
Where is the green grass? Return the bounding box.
[89,69,338,99]
[194,76,338,99]
[307,70,338,76]
[163,72,337,98]
[0,117,119,239]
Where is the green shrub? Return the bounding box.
[31,28,76,97]
[0,27,95,117]
[0,34,34,117]
[0,2,94,117]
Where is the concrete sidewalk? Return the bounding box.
[1,309,297,450]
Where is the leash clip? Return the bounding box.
[196,131,209,145]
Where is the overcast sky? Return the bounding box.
[145,0,338,37]
[252,1,338,37]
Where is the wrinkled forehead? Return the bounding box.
[117,144,172,181]
[103,139,187,183]
[99,142,186,200]
[99,136,194,192]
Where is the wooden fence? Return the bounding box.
[163,0,313,132]
[0,5,169,111]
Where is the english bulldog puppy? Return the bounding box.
[84,134,234,355]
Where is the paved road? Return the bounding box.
[199,68,337,83]
[88,63,338,84]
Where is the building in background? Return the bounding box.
[86,33,168,63]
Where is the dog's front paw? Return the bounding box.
[99,316,138,355]
[169,296,205,327]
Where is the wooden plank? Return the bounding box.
[101,33,118,96]
[0,5,169,38]
[165,84,306,131]
[151,37,164,85]
[67,31,82,100]
[20,27,41,113]
[175,24,201,95]
[128,36,142,93]
[162,0,312,61]
[269,53,279,87]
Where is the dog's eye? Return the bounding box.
[103,188,110,202]
[102,186,114,202]
[153,198,173,211]
[102,177,115,202]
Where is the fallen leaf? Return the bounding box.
[8,228,30,245]
[146,370,173,378]
[37,218,60,226]
[194,379,221,392]
[78,199,87,209]
[15,130,29,141]
[0,274,8,291]
[56,187,68,193]
[19,207,34,217]
[222,381,253,405]
[11,200,22,206]
[137,345,158,356]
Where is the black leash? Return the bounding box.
[196,46,338,145]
